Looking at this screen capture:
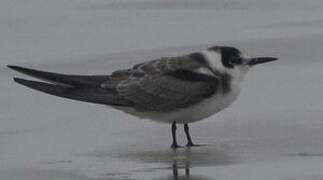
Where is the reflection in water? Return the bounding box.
[163,150,212,180]
[108,145,236,180]
[172,159,190,179]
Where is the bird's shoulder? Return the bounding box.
[101,53,209,89]
[128,54,205,76]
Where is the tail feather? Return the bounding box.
[8,65,109,88]
[13,78,130,106]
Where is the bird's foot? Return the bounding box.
[186,142,202,147]
[171,143,183,149]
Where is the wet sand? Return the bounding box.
[2,0,323,179]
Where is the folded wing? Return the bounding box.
[8,53,217,111]
[116,70,219,112]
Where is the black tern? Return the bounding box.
[8,46,277,148]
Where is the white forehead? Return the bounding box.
[240,52,249,59]
[201,49,226,72]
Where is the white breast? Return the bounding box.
[156,84,240,123]
[112,81,241,124]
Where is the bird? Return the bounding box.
[8,46,277,148]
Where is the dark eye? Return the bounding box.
[230,57,242,65]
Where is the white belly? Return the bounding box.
[112,87,240,124]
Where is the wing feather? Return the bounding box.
[116,70,218,112]
[100,53,219,111]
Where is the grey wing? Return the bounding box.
[99,52,216,111]
[115,70,219,112]
[101,53,205,89]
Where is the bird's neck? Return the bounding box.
[218,71,244,96]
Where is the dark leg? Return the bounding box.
[171,122,182,149]
[184,124,198,147]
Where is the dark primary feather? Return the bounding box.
[13,78,131,106]
[7,65,109,88]
[8,65,130,106]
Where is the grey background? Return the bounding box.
[1,0,323,179]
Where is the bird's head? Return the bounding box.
[206,46,278,81]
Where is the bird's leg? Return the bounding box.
[171,121,182,149]
[184,124,199,147]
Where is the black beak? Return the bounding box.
[247,57,278,66]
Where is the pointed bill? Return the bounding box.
[247,57,278,66]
